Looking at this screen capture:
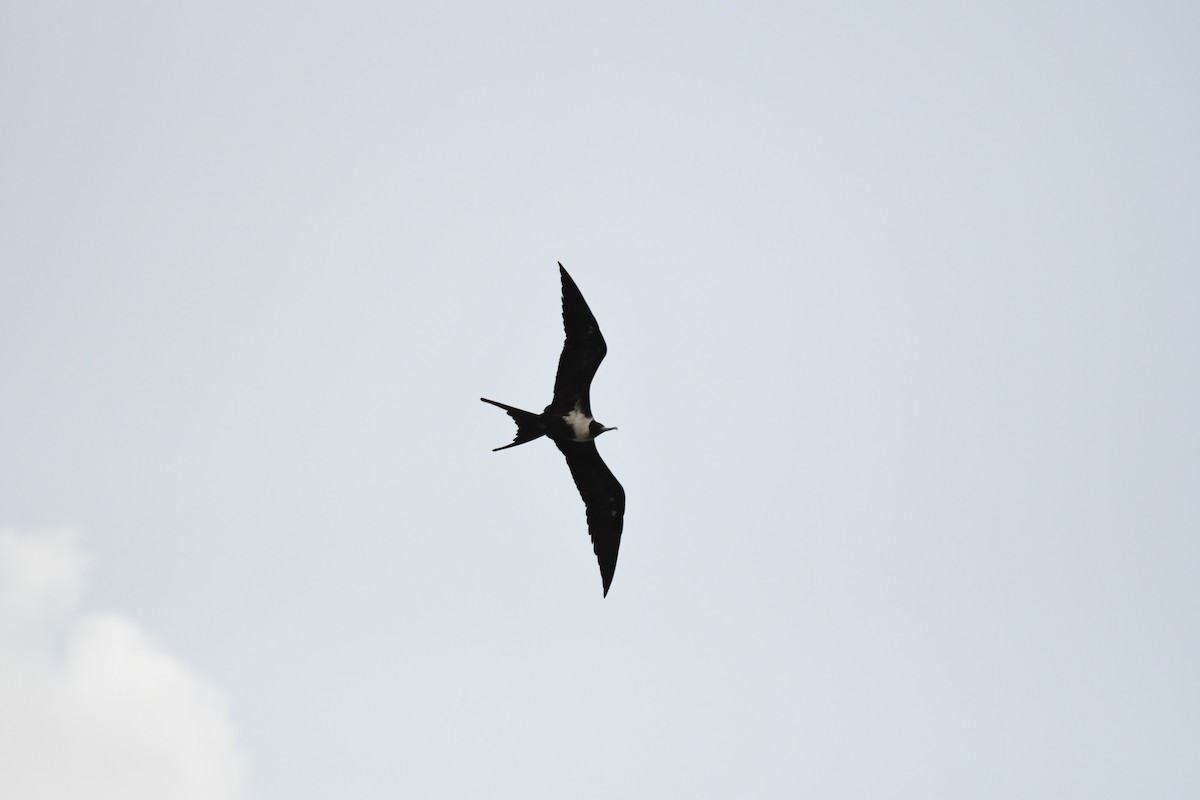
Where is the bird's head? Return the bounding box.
[589,420,618,439]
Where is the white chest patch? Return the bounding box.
[563,406,593,442]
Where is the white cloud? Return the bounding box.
[0,529,250,800]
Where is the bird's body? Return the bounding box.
[481,263,625,597]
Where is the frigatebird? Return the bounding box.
[481,263,625,597]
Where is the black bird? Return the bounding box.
[481,263,625,597]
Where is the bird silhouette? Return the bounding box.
[481,263,625,597]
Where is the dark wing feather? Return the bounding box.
[547,263,607,416]
[554,439,625,597]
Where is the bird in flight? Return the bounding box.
[482,263,625,597]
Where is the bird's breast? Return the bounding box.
[562,406,594,442]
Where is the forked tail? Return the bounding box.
[480,398,546,451]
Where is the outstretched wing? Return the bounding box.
[554,439,625,597]
[547,263,607,416]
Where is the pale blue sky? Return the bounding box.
[2,2,1198,798]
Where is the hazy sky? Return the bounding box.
[2,2,1198,798]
